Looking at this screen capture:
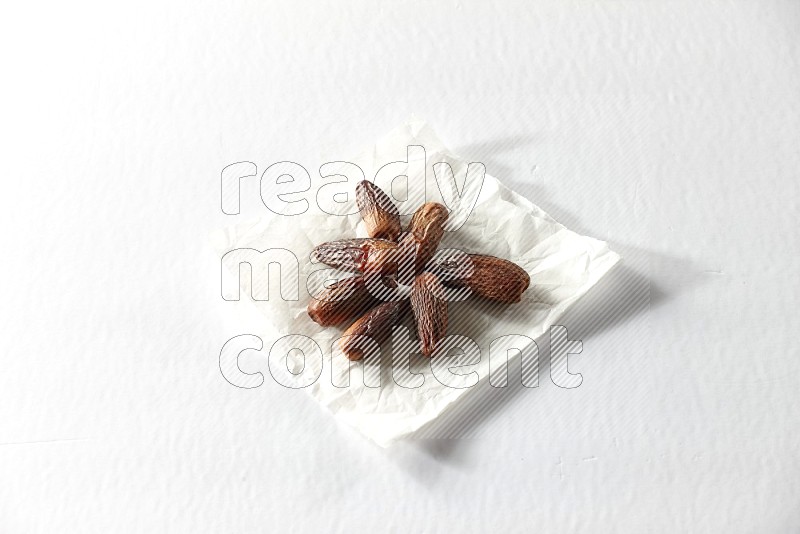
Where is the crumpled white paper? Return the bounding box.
[211,119,620,447]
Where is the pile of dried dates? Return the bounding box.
[308,181,530,360]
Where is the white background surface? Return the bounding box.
[1,1,799,532]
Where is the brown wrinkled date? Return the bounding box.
[405,202,447,272]
[308,275,392,327]
[339,300,409,360]
[311,238,396,272]
[411,272,448,357]
[355,180,402,241]
[431,254,530,303]
[307,179,531,360]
